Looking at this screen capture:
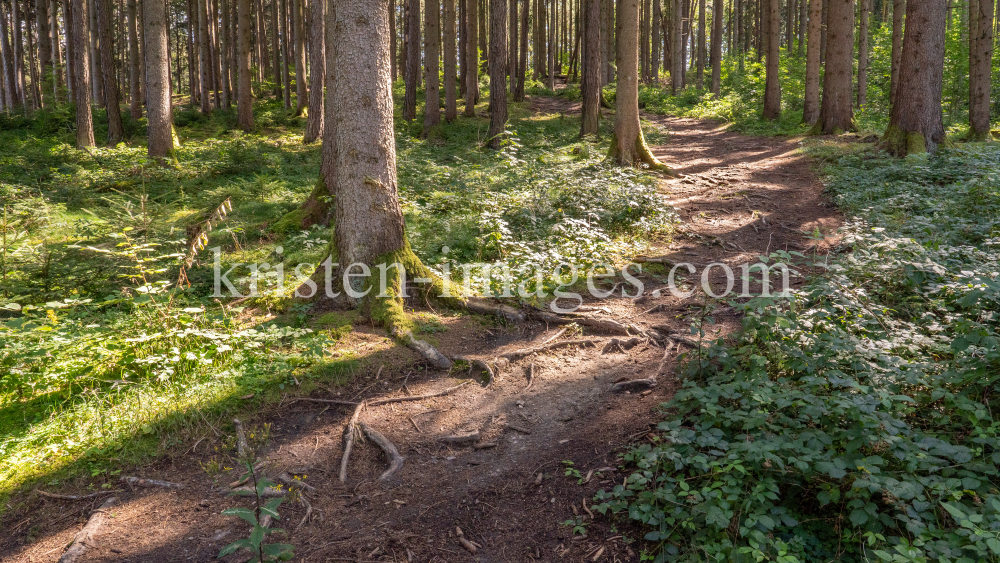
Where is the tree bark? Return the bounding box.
[695,0,704,86]
[271,0,280,98]
[303,0,324,142]
[220,0,231,108]
[403,0,418,120]
[652,0,660,81]
[279,0,290,107]
[889,0,903,104]
[94,0,123,143]
[464,0,478,115]
[508,0,517,79]
[882,0,946,155]
[802,0,820,122]
[292,0,306,114]
[127,0,141,117]
[609,0,669,171]
[145,0,172,156]
[12,0,26,109]
[762,0,780,119]
[236,0,253,130]
[671,0,681,92]
[515,0,528,98]
[198,0,212,112]
[580,0,599,135]
[547,0,555,89]
[710,0,721,94]
[444,0,458,119]
[968,0,993,139]
[424,0,441,134]
[35,0,51,106]
[319,0,335,183]
[486,0,506,147]
[810,0,853,133]
[0,0,18,108]
[856,0,868,107]
[640,0,649,81]
[72,0,93,146]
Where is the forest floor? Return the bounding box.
[1,97,842,563]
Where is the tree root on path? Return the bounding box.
[609,378,657,393]
[57,496,117,563]
[601,337,644,354]
[524,362,535,391]
[36,490,119,501]
[441,431,480,445]
[501,339,601,361]
[121,476,184,489]
[295,494,313,533]
[359,422,405,482]
[339,402,366,483]
[453,356,496,386]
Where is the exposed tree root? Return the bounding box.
[403,333,453,369]
[57,496,118,563]
[507,424,532,434]
[120,476,184,489]
[36,490,118,501]
[226,486,287,498]
[502,339,602,361]
[524,362,536,391]
[295,494,313,533]
[609,378,657,393]
[367,381,470,406]
[465,296,526,322]
[453,356,496,386]
[276,472,317,492]
[339,402,366,483]
[530,309,642,337]
[288,397,361,407]
[456,526,480,554]
[441,431,480,444]
[233,418,250,458]
[602,337,643,354]
[538,327,567,345]
[359,422,405,482]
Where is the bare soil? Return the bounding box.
[0,97,841,563]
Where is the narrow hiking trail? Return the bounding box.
[1,99,842,563]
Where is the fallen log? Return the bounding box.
[57,497,118,563]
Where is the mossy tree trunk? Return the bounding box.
[882,0,946,155]
[608,0,671,173]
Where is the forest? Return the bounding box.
[2,0,1000,560]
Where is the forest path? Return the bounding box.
[2,98,841,563]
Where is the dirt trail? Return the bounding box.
[1,99,841,563]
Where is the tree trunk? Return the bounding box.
[86,0,101,106]
[882,0,945,155]
[652,0,660,81]
[515,0,528,98]
[710,0,721,94]
[319,0,335,182]
[94,0,123,143]
[198,0,212,112]
[696,0,704,86]
[547,0,555,89]
[236,0,253,130]
[810,0,853,133]
[601,0,612,83]
[856,0,868,107]
[580,0,599,135]
[763,0,780,118]
[889,0,903,104]
[292,0,306,114]
[52,0,63,101]
[0,0,18,108]
[640,0,649,81]
[671,0,681,91]
[127,0,141,117]
[303,0,324,142]
[72,0,93,146]
[464,0,478,115]
[486,0,506,147]
[459,0,466,95]
[220,0,231,108]
[271,0,280,98]
[279,0,290,107]
[444,0,458,118]
[802,0,820,122]
[968,0,992,139]
[424,0,441,134]
[508,0,517,79]
[36,0,51,106]
[609,0,669,170]
[403,0,418,120]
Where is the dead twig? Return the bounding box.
[441,431,480,445]
[121,476,184,489]
[56,497,118,563]
[36,490,119,501]
[233,418,250,458]
[295,494,313,533]
[455,526,478,554]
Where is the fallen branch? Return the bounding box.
[367,382,470,406]
[233,418,250,458]
[524,362,535,391]
[507,424,532,435]
[226,486,287,498]
[455,526,478,554]
[295,494,313,533]
[609,378,657,393]
[36,490,118,501]
[501,339,601,361]
[57,497,117,563]
[339,402,366,483]
[538,327,567,346]
[441,431,480,445]
[601,337,643,354]
[359,422,405,482]
[121,476,184,489]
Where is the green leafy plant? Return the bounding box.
[219,461,294,562]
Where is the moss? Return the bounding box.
[315,311,357,340]
[882,124,927,157]
[272,180,331,233]
[607,131,674,175]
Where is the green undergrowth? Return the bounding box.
[0,83,673,510]
[598,143,1000,562]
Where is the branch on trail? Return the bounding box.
[453,356,496,386]
[359,422,405,482]
[531,309,648,338]
[602,337,643,354]
[609,378,657,393]
[226,486,287,498]
[295,494,313,533]
[524,362,536,391]
[367,381,470,406]
[57,496,118,563]
[36,490,119,501]
[120,476,184,489]
[455,526,480,554]
[441,431,480,445]
[501,339,601,361]
[339,402,366,483]
[233,418,250,458]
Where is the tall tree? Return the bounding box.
[609,0,669,171]
[303,0,324,142]
[856,0,868,107]
[0,0,18,108]
[12,0,27,109]
[444,0,458,119]
[802,0,820,123]
[145,0,173,156]
[709,0,721,94]
[279,0,290,107]
[292,0,306,114]
[811,0,854,133]
[403,0,418,120]
[127,0,142,117]
[271,0,280,98]
[220,0,231,108]
[486,0,506,147]
[424,0,441,134]
[580,0,600,135]
[763,0,780,119]
[514,0,528,99]
[882,0,946,154]
[36,0,51,106]
[198,0,213,112]
[236,0,253,130]
[671,0,682,92]
[546,0,554,89]
[94,0,123,143]
[968,0,993,140]
[695,0,704,86]
[72,0,93,146]
[464,0,478,115]
[889,0,903,104]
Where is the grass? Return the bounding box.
[0,80,673,513]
